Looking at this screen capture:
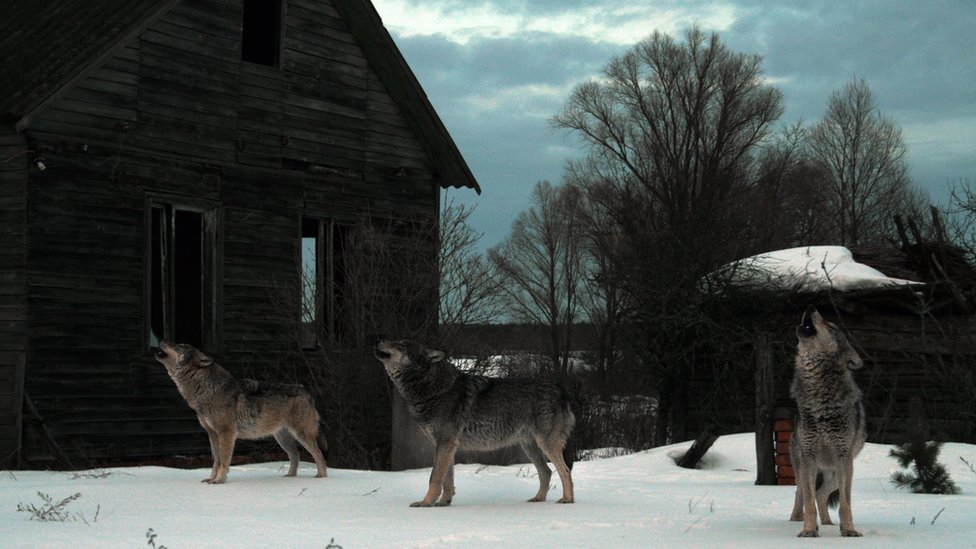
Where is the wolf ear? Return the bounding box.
[427,349,445,363]
[195,351,214,368]
[840,343,863,370]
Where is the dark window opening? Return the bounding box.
[149,203,218,350]
[174,210,203,345]
[301,217,351,348]
[241,0,282,67]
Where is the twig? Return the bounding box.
[688,491,710,513]
[961,456,976,476]
[684,515,704,533]
[931,507,945,525]
[361,487,380,496]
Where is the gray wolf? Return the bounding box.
[374,339,575,507]
[155,340,328,483]
[788,308,866,537]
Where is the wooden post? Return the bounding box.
[24,394,74,470]
[676,429,718,469]
[0,351,26,469]
[754,332,776,485]
[12,352,24,469]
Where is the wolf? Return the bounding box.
[155,340,328,483]
[375,339,575,507]
[788,307,866,537]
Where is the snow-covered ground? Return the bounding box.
[3,433,973,548]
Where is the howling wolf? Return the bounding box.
[788,308,866,537]
[375,339,575,507]
[155,340,328,483]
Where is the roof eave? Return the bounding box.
[334,0,481,195]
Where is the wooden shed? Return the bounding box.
[675,241,976,483]
[0,0,479,469]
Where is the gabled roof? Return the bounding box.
[334,0,480,194]
[0,0,480,193]
[0,0,179,126]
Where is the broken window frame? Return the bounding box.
[145,195,222,352]
[301,217,351,349]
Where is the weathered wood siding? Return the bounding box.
[0,126,28,466]
[18,0,439,465]
[681,302,976,445]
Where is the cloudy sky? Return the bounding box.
[373,0,976,251]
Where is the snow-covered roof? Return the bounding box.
[722,245,923,293]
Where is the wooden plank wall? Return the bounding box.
[0,125,28,466]
[17,0,439,465]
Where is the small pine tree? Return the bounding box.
[889,398,960,495]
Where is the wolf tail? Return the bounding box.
[317,423,330,462]
[559,384,578,471]
[563,444,575,471]
[827,489,840,509]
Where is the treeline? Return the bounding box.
[436,27,976,446]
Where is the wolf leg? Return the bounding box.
[200,422,220,483]
[837,457,861,537]
[788,435,803,521]
[412,438,459,507]
[796,458,820,537]
[210,428,236,484]
[816,470,838,525]
[537,436,574,504]
[292,422,328,478]
[435,463,455,506]
[520,440,552,502]
[274,429,301,476]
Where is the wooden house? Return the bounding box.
[0,0,479,468]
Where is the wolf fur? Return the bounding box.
[788,308,866,537]
[155,340,328,483]
[375,339,575,507]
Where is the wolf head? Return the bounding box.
[155,340,215,374]
[796,307,863,370]
[374,339,445,376]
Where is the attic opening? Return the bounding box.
[241,0,282,67]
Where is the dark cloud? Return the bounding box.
[394,33,619,97]
[388,0,976,248]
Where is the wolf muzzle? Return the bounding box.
[797,307,818,338]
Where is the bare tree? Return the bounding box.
[437,194,503,347]
[488,181,585,379]
[551,27,785,443]
[561,172,630,399]
[552,26,784,272]
[807,77,923,245]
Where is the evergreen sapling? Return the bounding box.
[889,398,960,495]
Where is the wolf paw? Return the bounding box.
[556,497,574,504]
[527,496,546,503]
[797,529,819,538]
[410,500,433,507]
[434,499,452,507]
[841,528,862,537]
